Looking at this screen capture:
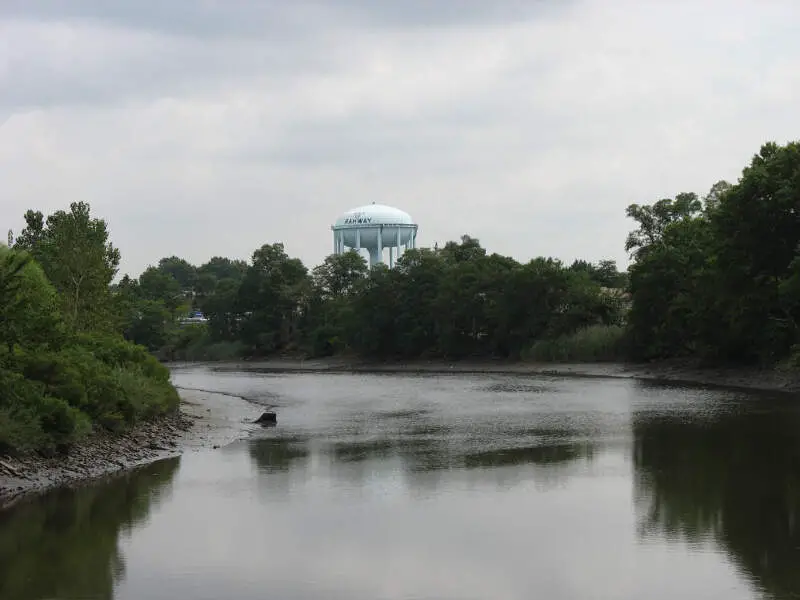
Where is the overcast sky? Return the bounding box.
[2,0,799,277]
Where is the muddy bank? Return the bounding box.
[0,388,263,510]
[204,357,800,394]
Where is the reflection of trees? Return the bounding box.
[633,406,800,599]
[247,436,311,501]
[248,420,597,497]
[248,436,309,474]
[464,441,594,469]
[0,457,180,600]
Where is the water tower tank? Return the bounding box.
[331,203,419,268]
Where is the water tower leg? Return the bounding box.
[389,246,394,268]
[396,227,402,261]
[377,227,383,264]
[356,228,361,251]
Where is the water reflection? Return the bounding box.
[12,370,800,600]
[0,458,180,600]
[247,423,599,496]
[248,436,309,473]
[464,441,595,468]
[633,396,800,600]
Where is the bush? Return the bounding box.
[523,324,627,363]
[155,324,246,362]
[1,335,179,453]
[0,368,91,454]
[74,332,170,382]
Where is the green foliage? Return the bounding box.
[138,267,184,310]
[155,323,247,362]
[0,367,91,454]
[295,240,623,361]
[0,246,64,353]
[236,243,308,355]
[6,340,177,441]
[2,204,181,455]
[14,202,120,332]
[157,256,196,289]
[625,140,800,365]
[523,325,627,363]
[111,236,626,363]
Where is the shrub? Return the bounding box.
[2,336,180,452]
[0,368,90,454]
[155,325,246,362]
[74,332,170,381]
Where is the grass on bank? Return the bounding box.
[522,324,626,363]
[155,324,246,362]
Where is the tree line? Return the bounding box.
[3,139,799,453]
[111,140,800,368]
[114,236,629,363]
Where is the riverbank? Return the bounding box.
[0,388,263,510]
[203,357,800,394]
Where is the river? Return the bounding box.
[2,368,799,600]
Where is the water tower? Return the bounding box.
[331,203,418,268]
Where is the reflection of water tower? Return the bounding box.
[331,203,419,268]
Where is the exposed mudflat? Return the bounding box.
[203,357,800,394]
[0,388,264,510]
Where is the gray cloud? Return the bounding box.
[1,0,799,276]
[0,0,558,35]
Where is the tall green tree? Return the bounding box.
[311,251,368,300]
[237,243,308,354]
[625,193,703,259]
[624,141,800,365]
[14,202,120,332]
[710,142,800,362]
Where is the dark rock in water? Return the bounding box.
[254,411,277,425]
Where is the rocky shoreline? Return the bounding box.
[0,388,262,510]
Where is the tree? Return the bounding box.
[439,235,486,264]
[0,246,63,354]
[237,243,308,354]
[14,202,120,331]
[157,256,196,290]
[138,267,183,312]
[708,142,800,362]
[311,251,368,300]
[569,259,627,289]
[623,140,800,364]
[202,278,242,341]
[702,180,732,212]
[197,257,248,282]
[626,216,713,359]
[625,193,703,259]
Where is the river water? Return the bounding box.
[2,368,800,600]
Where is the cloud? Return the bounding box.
[1,0,799,276]
[0,1,560,35]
